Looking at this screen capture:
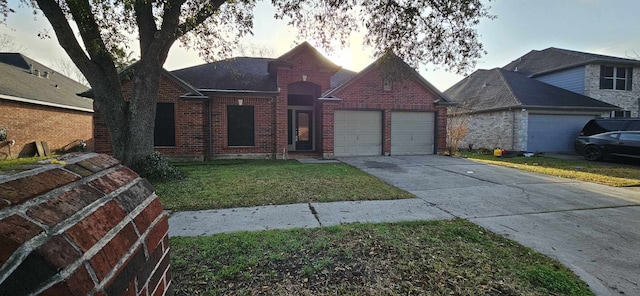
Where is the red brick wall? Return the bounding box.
[0,100,93,158]
[0,153,170,295]
[323,67,448,156]
[94,75,207,160]
[274,47,336,157]
[210,96,276,157]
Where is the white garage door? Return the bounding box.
[334,110,382,156]
[391,112,435,155]
[527,114,596,152]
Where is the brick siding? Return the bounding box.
[453,109,528,151]
[94,75,207,160]
[210,96,276,157]
[0,100,93,158]
[0,153,170,295]
[325,67,448,156]
[583,64,640,117]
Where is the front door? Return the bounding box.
[295,110,312,150]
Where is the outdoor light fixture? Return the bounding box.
[238,99,243,106]
[302,75,307,81]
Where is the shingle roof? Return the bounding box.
[503,47,640,77]
[171,56,358,94]
[171,57,277,92]
[0,53,92,111]
[323,53,453,104]
[444,68,619,112]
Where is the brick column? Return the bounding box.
[0,153,171,295]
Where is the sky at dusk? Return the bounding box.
[1,0,640,91]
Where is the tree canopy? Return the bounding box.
[0,0,493,166]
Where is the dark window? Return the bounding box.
[600,66,633,91]
[612,110,632,118]
[154,103,175,146]
[227,105,254,146]
[619,133,640,141]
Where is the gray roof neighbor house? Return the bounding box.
[444,48,627,153]
[0,53,91,111]
[503,47,640,77]
[446,68,618,112]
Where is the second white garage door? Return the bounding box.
[391,112,435,155]
[334,110,382,156]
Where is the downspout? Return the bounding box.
[511,109,516,151]
[208,100,213,159]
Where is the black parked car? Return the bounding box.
[579,118,640,136]
[575,131,640,161]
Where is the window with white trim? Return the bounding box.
[611,110,631,118]
[600,66,633,91]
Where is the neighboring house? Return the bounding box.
[503,47,640,118]
[444,68,618,153]
[445,47,640,153]
[92,42,452,160]
[0,53,92,158]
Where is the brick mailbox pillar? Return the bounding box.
[0,153,171,295]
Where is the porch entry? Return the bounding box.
[287,106,314,152]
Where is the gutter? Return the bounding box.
[198,89,280,95]
[0,94,93,113]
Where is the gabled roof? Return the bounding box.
[0,53,92,112]
[268,41,341,75]
[170,43,350,94]
[503,47,640,77]
[444,68,619,112]
[323,53,453,105]
[171,57,277,92]
[80,64,206,99]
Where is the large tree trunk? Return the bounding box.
[94,61,162,167]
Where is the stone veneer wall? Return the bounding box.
[454,109,528,151]
[584,64,640,117]
[0,153,170,295]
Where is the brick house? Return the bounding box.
[445,68,618,153]
[444,47,639,153]
[93,42,452,160]
[503,47,640,118]
[0,53,92,158]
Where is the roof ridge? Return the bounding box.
[495,69,522,106]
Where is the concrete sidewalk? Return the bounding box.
[168,198,453,237]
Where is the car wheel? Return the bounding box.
[583,145,602,161]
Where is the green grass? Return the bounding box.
[153,160,414,211]
[0,156,55,170]
[170,219,593,296]
[460,152,640,187]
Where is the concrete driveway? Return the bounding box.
[340,155,640,296]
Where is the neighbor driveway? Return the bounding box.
[340,155,640,296]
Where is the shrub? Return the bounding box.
[132,151,185,182]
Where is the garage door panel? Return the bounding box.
[334,111,382,156]
[391,112,435,155]
[527,114,595,152]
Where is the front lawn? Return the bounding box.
[171,219,593,296]
[460,152,640,187]
[154,160,414,211]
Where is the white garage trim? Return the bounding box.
[334,110,382,156]
[391,111,435,155]
[527,114,596,152]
